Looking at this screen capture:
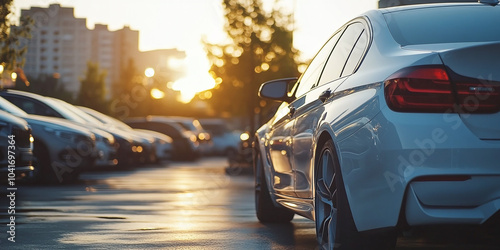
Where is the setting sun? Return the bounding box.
[171,74,217,103]
[169,48,218,103]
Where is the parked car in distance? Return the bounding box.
[134,129,173,162]
[0,97,96,183]
[0,110,34,184]
[47,98,120,167]
[76,106,173,162]
[124,116,200,161]
[199,118,240,156]
[0,90,142,168]
[161,116,212,155]
[254,2,500,249]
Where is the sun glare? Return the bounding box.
[171,74,216,104]
[169,48,217,104]
[150,88,165,99]
[144,67,155,78]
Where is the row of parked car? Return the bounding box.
[0,89,242,184]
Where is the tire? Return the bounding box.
[34,143,81,184]
[314,140,396,249]
[33,143,53,183]
[254,149,294,223]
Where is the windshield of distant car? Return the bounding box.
[0,97,28,117]
[201,123,226,135]
[177,120,201,133]
[384,6,500,46]
[79,106,133,130]
[52,99,105,126]
[43,97,88,124]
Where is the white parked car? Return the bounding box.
[254,2,500,249]
[199,118,240,156]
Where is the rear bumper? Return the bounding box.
[339,108,500,232]
[406,179,500,225]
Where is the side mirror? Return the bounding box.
[258,77,297,102]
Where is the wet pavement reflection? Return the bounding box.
[1,157,499,249]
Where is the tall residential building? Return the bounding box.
[20,4,185,99]
[22,4,91,94]
[113,25,141,79]
[91,24,114,91]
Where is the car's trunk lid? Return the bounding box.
[439,42,500,139]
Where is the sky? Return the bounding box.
[12,0,378,102]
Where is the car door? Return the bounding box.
[292,21,369,198]
[265,102,296,196]
[265,29,344,197]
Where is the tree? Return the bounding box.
[0,0,33,73]
[78,62,107,113]
[109,58,151,119]
[204,0,301,132]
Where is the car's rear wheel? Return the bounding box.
[315,140,396,249]
[254,148,294,223]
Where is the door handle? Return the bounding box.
[288,107,296,117]
[319,89,331,102]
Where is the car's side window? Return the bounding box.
[150,122,181,138]
[294,31,342,98]
[4,96,59,117]
[342,29,368,77]
[317,22,365,87]
[5,96,36,114]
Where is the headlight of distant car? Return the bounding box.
[198,133,206,141]
[198,132,211,141]
[131,145,143,153]
[189,134,197,143]
[240,132,250,141]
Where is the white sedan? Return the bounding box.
[254,2,500,249]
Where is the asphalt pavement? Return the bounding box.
[1,157,499,249]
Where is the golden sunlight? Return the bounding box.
[150,88,165,99]
[169,48,217,104]
[171,74,216,103]
[144,67,155,78]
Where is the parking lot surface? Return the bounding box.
[1,157,499,249]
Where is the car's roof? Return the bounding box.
[2,90,89,123]
[0,109,29,128]
[125,117,186,130]
[378,2,489,14]
[2,89,45,99]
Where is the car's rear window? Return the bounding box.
[384,6,500,46]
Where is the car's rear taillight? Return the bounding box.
[384,66,500,113]
[384,66,454,112]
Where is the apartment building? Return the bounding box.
[22,4,91,94]
[20,4,184,98]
